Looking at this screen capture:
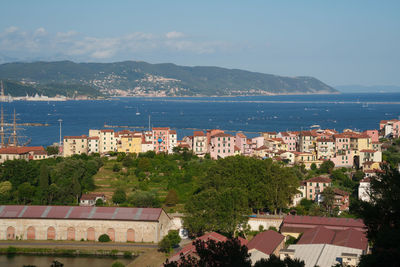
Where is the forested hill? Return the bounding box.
[0,60,338,97]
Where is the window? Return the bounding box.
[309,189,312,192]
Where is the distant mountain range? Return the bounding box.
[335,85,400,93]
[0,60,338,97]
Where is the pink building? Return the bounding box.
[206,129,224,153]
[331,150,354,168]
[152,127,170,153]
[363,130,379,143]
[278,132,298,152]
[333,134,350,152]
[210,133,235,159]
[235,132,247,154]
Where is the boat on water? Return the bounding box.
[310,124,320,128]
[136,107,140,115]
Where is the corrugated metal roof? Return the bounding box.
[0,205,162,222]
[286,244,363,267]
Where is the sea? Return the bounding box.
[2,93,400,147]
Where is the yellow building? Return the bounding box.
[349,134,372,156]
[118,133,142,153]
[63,135,88,157]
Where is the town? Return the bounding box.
[0,118,398,266]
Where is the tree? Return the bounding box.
[46,146,59,155]
[253,255,305,267]
[353,166,400,267]
[159,230,181,253]
[38,163,50,204]
[112,163,121,172]
[164,237,251,267]
[98,234,111,242]
[0,181,12,203]
[165,189,179,206]
[96,198,104,206]
[129,190,161,208]
[310,163,317,171]
[321,186,335,215]
[318,160,334,174]
[112,188,126,204]
[17,182,35,204]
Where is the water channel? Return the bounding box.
[0,255,133,266]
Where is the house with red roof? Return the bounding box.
[247,230,285,263]
[280,215,365,239]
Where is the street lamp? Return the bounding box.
[58,119,63,147]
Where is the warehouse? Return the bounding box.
[0,205,171,243]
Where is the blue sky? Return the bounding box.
[1,0,399,86]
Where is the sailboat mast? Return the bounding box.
[0,105,4,148]
[12,109,17,146]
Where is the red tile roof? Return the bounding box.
[297,226,335,245]
[236,132,247,138]
[170,130,177,134]
[0,146,46,155]
[0,205,163,222]
[333,188,349,196]
[332,228,368,250]
[193,131,205,137]
[212,133,234,138]
[100,129,114,133]
[169,232,248,262]
[297,226,368,251]
[87,136,99,140]
[80,193,105,201]
[282,215,365,230]
[247,230,284,255]
[64,135,87,139]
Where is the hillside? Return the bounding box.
[0,61,338,96]
[0,79,102,98]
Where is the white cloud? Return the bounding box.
[5,26,18,34]
[91,50,115,59]
[0,27,227,61]
[34,27,47,36]
[166,31,184,39]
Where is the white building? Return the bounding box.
[358,177,371,202]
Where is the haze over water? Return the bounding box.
[4,93,400,147]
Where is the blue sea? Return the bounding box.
[3,93,400,147]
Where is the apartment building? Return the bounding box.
[63,135,88,157]
[209,132,235,159]
[87,136,99,154]
[153,127,170,153]
[193,131,207,156]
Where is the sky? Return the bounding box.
[0,0,399,87]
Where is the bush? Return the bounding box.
[158,236,172,253]
[95,198,104,206]
[159,230,181,253]
[164,189,179,206]
[112,188,126,204]
[112,164,121,172]
[6,246,17,255]
[111,261,125,267]
[123,251,133,258]
[98,234,111,242]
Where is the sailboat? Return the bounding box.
[136,107,140,115]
